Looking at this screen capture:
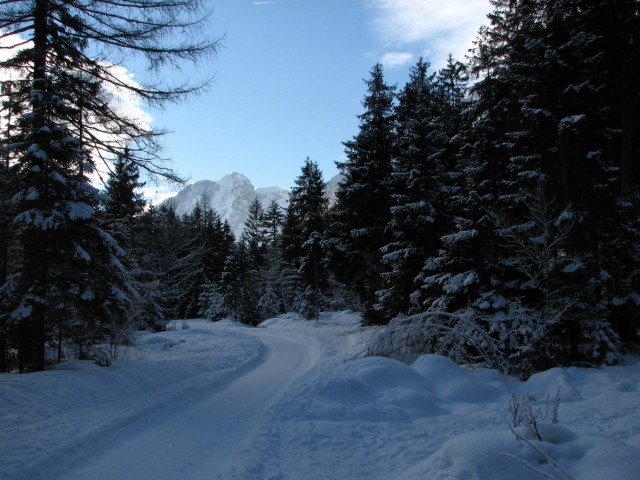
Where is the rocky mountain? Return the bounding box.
[324,174,343,208]
[162,173,288,237]
[162,172,342,238]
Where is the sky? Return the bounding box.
[0,1,493,199]
[139,0,492,199]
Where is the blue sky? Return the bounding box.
[142,0,492,197]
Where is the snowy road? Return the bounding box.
[3,314,640,480]
[30,330,315,480]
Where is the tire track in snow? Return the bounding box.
[32,331,315,480]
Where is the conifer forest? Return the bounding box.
[1,0,639,378]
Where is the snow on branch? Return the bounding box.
[366,310,506,370]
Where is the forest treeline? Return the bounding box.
[1,0,638,377]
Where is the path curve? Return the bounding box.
[35,330,315,480]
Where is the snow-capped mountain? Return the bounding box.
[162,172,289,237]
[324,173,343,208]
[162,172,342,238]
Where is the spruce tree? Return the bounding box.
[104,149,146,221]
[377,58,440,319]
[221,240,261,325]
[448,0,640,368]
[329,64,396,324]
[243,198,266,268]
[282,158,329,319]
[153,205,205,319]
[282,158,327,261]
[262,200,284,246]
[0,0,217,371]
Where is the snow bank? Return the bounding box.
[0,320,262,478]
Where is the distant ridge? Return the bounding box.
[162,172,288,237]
[162,172,343,238]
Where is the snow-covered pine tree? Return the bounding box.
[462,0,563,366]
[198,282,227,321]
[376,58,438,320]
[377,57,469,321]
[102,149,162,332]
[129,206,165,331]
[256,245,289,318]
[0,0,217,371]
[243,198,267,269]
[488,179,581,373]
[298,231,329,321]
[262,200,284,246]
[329,64,396,325]
[201,208,234,287]
[281,158,329,318]
[220,240,261,325]
[544,0,639,358]
[0,65,142,369]
[152,205,205,319]
[473,0,638,366]
[0,160,11,371]
[218,199,270,325]
[196,205,237,322]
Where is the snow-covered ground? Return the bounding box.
[1,312,639,480]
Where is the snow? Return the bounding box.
[67,202,94,221]
[162,174,289,239]
[1,313,639,480]
[558,114,586,133]
[562,259,584,273]
[441,229,478,245]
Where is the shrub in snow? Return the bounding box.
[366,310,506,370]
[586,318,621,366]
[505,389,574,480]
[198,283,227,321]
[296,286,330,321]
[257,286,283,321]
[508,389,560,441]
[482,299,571,377]
[93,346,112,367]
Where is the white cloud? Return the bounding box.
[1,34,153,186]
[141,184,178,206]
[381,51,414,69]
[366,0,492,67]
[101,63,153,134]
[1,35,152,142]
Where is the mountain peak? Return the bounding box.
[162,173,288,238]
[162,172,343,238]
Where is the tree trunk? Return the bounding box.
[0,330,7,373]
[620,79,634,198]
[19,0,51,372]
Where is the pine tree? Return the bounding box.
[329,64,396,324]
[198,282,227,321]
[470,0,639,364]
[104,149,146,221]
[153,205,205,319]
[281,158,329,319]
[243,198,266,268]
[377,58,442,319]
[0,159,15,371]
[201,208,234,285]
[221,240,261,325]
[262,200,284,246]
[355,0,638,374]
[0,0,217,371]
[282,158,327,261]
